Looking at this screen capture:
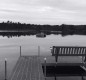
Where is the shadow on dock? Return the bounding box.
[42,66,86,77]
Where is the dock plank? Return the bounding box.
[9,57,24,80]
[9,56,45,80]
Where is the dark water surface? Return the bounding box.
[0,33,86,80]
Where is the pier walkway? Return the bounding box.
[9,56,45,80]
[9,56,86,80]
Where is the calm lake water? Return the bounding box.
[0,34,86,80]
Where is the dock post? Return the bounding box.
[5,58,7,80]
[38,46,40,57]
[20,46,21,57]
[44,58,46,80]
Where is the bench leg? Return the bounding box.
[55,55,58,62]
[82,56,84,63]
[84,56,86,62]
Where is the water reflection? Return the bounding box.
[0,30,86,38]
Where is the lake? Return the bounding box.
[0,34,86,80]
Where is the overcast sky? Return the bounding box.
[0,0,86,25]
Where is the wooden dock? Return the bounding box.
[9,56,45,80]
[8,55,86,80]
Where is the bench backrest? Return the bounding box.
[52,46,86,56]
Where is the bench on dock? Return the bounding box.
[51,46,86,63]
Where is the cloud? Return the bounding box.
[0,0,86,25]
[31,0,86,11]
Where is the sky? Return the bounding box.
[0,0,86,25]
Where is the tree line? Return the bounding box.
[0,21,86,32]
